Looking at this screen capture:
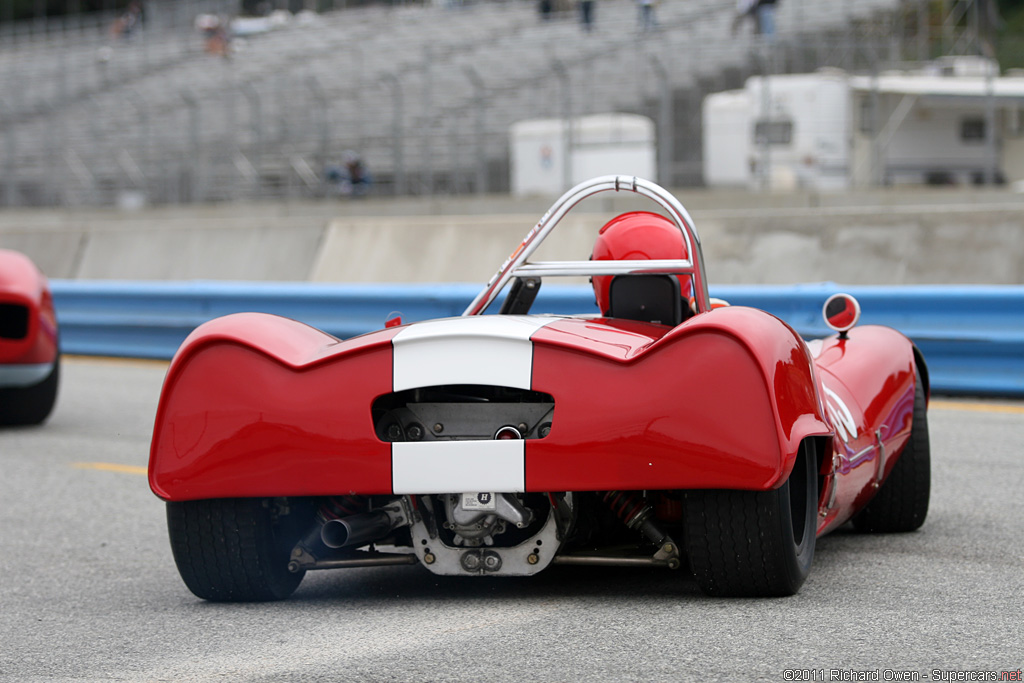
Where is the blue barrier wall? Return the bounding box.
[51,280,1024,397]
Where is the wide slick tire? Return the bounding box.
[0,358,59,426]
[852,368,930,533]
[167,498,309,602]
[683,440,818,597]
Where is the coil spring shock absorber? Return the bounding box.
[320,495,369,521]
[602,491,669,547]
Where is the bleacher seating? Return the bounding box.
[0,0,905,205]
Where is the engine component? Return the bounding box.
[409,492,573,576]
[460,549,503,573]
[443,492,535,546]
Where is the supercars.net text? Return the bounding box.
[783,670,1022,682]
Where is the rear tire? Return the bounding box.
[0,358,59,426]
[852,368,930,533]
[684,440,818,597]
[167,498,308,602]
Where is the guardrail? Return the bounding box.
[50,280,1024,397]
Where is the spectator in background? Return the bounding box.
[205,25,232,58]
[580,0,595,32]
[539,0,553,21]
[756,0,777,40]
[636,0,657,32]
[110,1,143,40]
[196,14,233,58]
[732,0,778,39]
[326,151,372,198]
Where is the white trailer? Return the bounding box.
[510,114,656,196]
[703,71,852,190]
[703,63,1024,189]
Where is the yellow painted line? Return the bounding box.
[931,400,1024,415]
[73,462,148,476]
[64,355,169,368]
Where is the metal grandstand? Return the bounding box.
[0,0,998,206]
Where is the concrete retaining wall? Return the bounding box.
[3,189,1024,285]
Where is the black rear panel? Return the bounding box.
[372,384,554,442]
[0,303,29,340]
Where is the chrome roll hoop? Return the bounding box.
[463,175,711,317]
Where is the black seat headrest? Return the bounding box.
[607,274,684,326]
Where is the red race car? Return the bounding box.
[149,176,930,600]
[0,249,60,425]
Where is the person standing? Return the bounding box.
[755,0,777,40]
[580,0,595,32]
[636,0,657,32]
[732,0,778,39]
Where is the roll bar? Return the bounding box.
[463,175,711,317]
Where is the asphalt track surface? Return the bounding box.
[1,357,1022,683]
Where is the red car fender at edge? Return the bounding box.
[149,312,399,501]
[0,249,59,366]
[527,306,831,492]
[809,326,918,534]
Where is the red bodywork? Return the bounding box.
[151,176,925,601]
[811,330,919,535]
[0,249,59,367]
[148,305,920,535]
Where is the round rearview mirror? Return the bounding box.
[823,293,861,334]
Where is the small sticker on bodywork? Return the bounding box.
[462,492,497,511]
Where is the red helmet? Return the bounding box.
[591,211,692,315]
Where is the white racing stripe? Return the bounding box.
[392,440,525,494]
[391,316,553,391]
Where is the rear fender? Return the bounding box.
[150,308,833,500]
[148,312,397,501]
[0,250,58,366]
[811,325,919,531]
[528,307,832,492]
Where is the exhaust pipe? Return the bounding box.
[321,502,409,548]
